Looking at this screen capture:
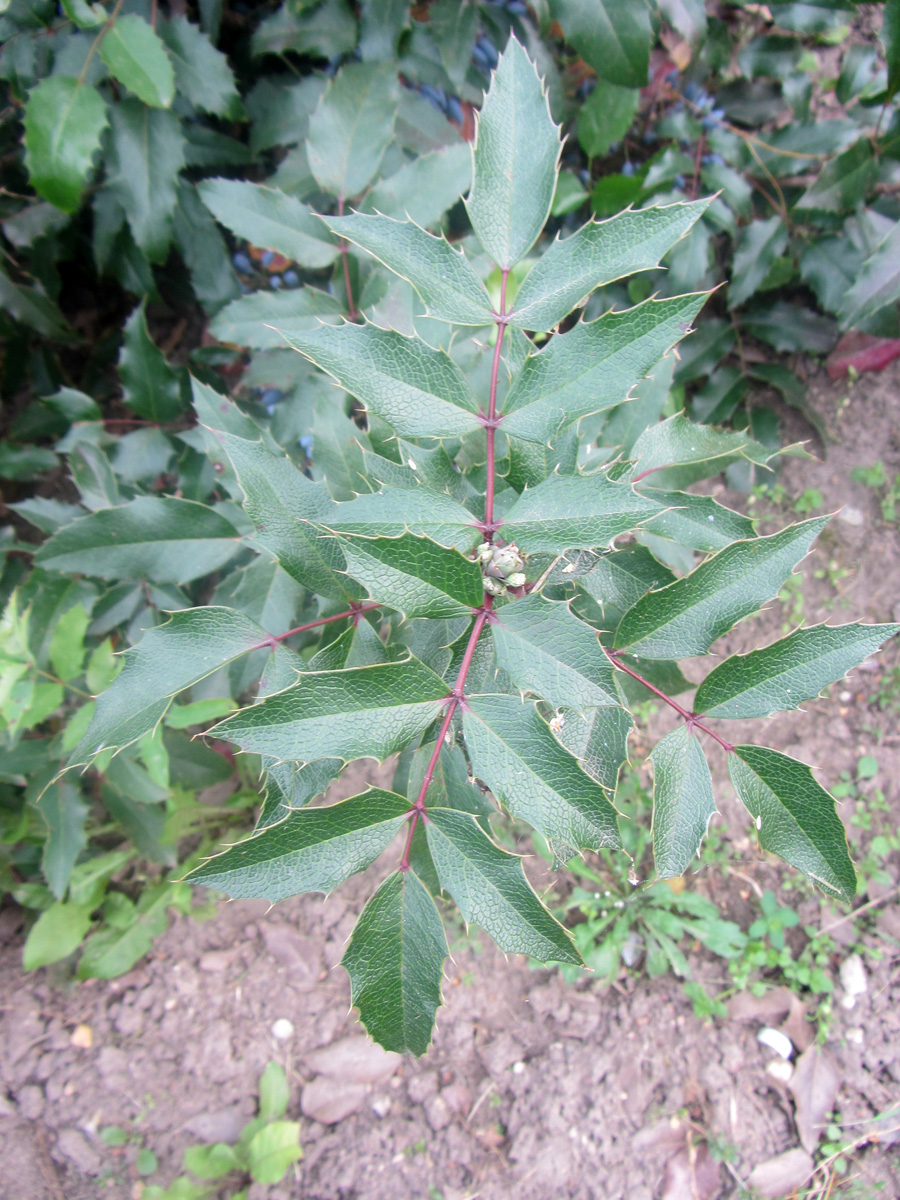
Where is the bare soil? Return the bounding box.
[1,360,899,1200]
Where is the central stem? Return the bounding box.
[337,194,358,321]
[484,270,509,540]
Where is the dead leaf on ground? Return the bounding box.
[660,1142,722,1200]
[727,987,793,1023]
[779,994,814,1052]
[747,1146,814,1197]
[788,1046,841,1153]
[631,1116,687,1156]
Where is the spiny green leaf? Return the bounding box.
[650,726,716,879]
[796,138,877,213]
[639,490,757,553]
[501,293,708,444]
[23,77,108,213]
[838,221,900,329]
[280,323,481,439]
[209,288,342,350]
[34,497,242,586]
[342,870,447,1055]
[119,301,185,422]
[500,470,659,554]
[99,14,175,108]
[730,746,856,900]
[579,545,676,617]
[729,216,789,308]
[554,704,633,792]
[34,778,89,900]
[695,622,900,719]
[463,694,621,851]
[576,79,640,158]
[257,758,343,830]
[320,213,493,326]
[306,62,399,198]
[552,0,652,88]
[336,532,484,619]
[614,518,829,659]
[187,789,411,901]
[407,741,493,818]
[425,808,580,964]
[198,179,338,269]
[509,200,711,332]
[104,99,185,263]
[322,485,477,550]
[490,593,619,710]
[158,16,244,118]
[210,658,448,763]
[68,606,274,767]
[467,35,561,269]
[364,143,473,230]
[628,412,776,483]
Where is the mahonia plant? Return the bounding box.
[61,40,898,1055]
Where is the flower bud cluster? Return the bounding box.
[476,542,526,597]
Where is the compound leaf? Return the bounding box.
[336,532,485,619]
[187,789,411,901]
[34,497,242,585]
[501,293,707,444]
[342,869,447,1055]
[68,606,273,767]
[198,179,338,269]
[280,323,480,439]
[306,62,399,198]
[650,725,716,879]
[321,213,493,326]
[24,77,108,214]
[463,694,621,851]
[695,622,900,719]
[210,658,448,763]
[490,593,619,710]
[501,470,659,554]
[100,14,175,108]
[509,200,710,332]
[614,518,828,659]
[425,808,580,964]
[730,746,856,900]
[467,36,561,269]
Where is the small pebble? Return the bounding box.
[758,1027,793,1060]
[846,1027,864,1045]
[766,1059,793,1083]
[838,506,864,527]
[272,1018,295,1041]
[512,1061,526,1075]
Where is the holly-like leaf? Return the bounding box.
[212,432,351,601]
[336,532,484,619]
[501,293,708,444]
[321,213,493,326]
[67,606,274,767]
[490,593,620,710]
[467,36,561,270]
[883,0,900,102]
[306,62,399,199]
[342,870,447,1055]
[554,704,633,791]
[209,288,343,350]
[280,323,481,439]
[509,200,710,332]
[158,16,244,118]
[579,544,676,617]
[796,139,878,213]
[576,80,640,159]
[99,14,175,108]
[119,301,185,422]
[639,490,757,553]
[61,0,106,27]
[407,741,494,818]
[695,622,900,719]
[425,808,580,964]
[629,412,776,484]
[105,99,185,263]
[551,0,652,88]
[500,470,659,554]
[257,758,343,829]
[34,497,242,586]
[24,77,108,213]
[187,789,411,901]
[364,143,473,230]
[839,221,900,330]
[173,179,241,314]
[729,217,789,308]
[323,486,477,549]
[198,179,338,269]
[729,746,856,900]
[650,726,716,879]
[34,777,89,900]
[463,694,621,851]
[614,518,828,660]
[210,658,448,763]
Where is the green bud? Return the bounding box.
[506,572,526,588]
[483,576,507,596]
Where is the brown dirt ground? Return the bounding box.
[1,360,899,1200]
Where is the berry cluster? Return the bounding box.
[475,541,526,597]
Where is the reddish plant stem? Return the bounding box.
[400,606,491,870]
[337,193,358,320]
[483,271,509,540]
[630,462,676,485]
[249,601,381,652]
[601,644,734,753]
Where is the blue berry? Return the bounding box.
[506,0,527,13]
[642,130,658,144]
[299,435,314,453]
[270,274,282,289]
[622,161,636,177]
[702,153,725,166]
[283,270,300,287]
[261,389,284,410]
[261,250,274,268]
[232,252,252,273]
[683,81,700,101]
[446,95,463,124]
[674,174,686,189]
[476,34,499,68]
